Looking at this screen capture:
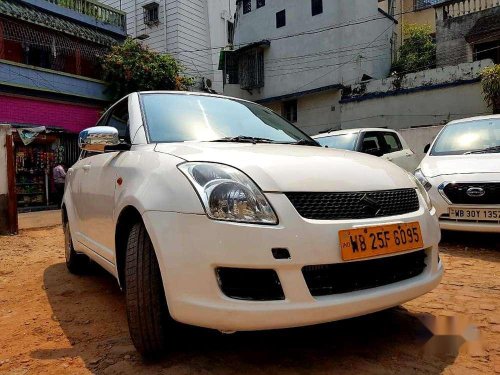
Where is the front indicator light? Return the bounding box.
[414,169,432,191]
[408,172,433,211]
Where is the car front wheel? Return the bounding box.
[125,222,171,357]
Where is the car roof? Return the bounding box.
[312,128,398,139]
[447,114,500,125]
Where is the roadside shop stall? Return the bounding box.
[12,126,79,211]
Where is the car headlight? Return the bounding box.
[414,169,432,191]
[178,162,278,225]
[408,173,433,211]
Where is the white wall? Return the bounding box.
[399,125,444,160]
[340,60,494,131]
[207,0,237,93]
[228,0,395,101]
[262,90,342,135]
[340,82,491,130]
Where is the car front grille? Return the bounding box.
[285,188,420,220]
[302,250,427,297]
[442,183,500,204]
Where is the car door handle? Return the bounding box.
[83,165,91,171]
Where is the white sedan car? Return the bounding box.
[313,128,420,172]
[63,92,442,356]
[415,115,500,233]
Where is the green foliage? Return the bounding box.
[481,64,500,113]
[101,38,193,102]
[392,24,436,74]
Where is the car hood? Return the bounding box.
[420,154,500,178]
[154,143,414,192]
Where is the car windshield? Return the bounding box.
[430,119,500,155]
[141,93,315,144]
[315,133,358,150]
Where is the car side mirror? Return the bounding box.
[79,126,129,153]
[423,144,430,153]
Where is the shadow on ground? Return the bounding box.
[32,260,464,374]
[441,230,500,262]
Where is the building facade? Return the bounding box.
[99,0,237,93]
[0,0,126,210]
[221,0,397,135]
[434,0,500,67]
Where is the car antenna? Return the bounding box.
[318,128,334,134]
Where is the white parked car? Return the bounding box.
[416,115,500,233]
[63,92,442,356]
[313,128,420,172]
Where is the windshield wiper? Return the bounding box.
[464,145,500,154]
[288,139,320,146]
[210,136,276,144]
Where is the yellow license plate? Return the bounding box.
[339,222,424,261]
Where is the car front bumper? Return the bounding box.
[142,193,442,332]
[428,173,500,233]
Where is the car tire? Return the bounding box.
[125,222,171,357]
[64,222,90,274]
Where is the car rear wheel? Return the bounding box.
[125,222,171,357]
[64,222,90,274]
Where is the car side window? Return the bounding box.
[105,99,130,142]
[382,132,403,153]
[361,133,381,153]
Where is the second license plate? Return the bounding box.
[339,222,424,261]
[449,207,500,221]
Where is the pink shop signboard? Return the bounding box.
[0,95,102,133]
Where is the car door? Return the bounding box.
[380,131,419,172]
[78,98,130,263]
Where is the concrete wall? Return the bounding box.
[339,61,494,132]
[399,124,444,160]
[435,6,499,67]
[262,90,342,136]
[0,125,9,233]
[340,82,490,131]
[346,59,492,98]
[228,0,395,102]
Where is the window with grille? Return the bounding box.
[143,2,159,26]
[238,49,265,89]
[257,0,265,8]
[312,0,323,16]
[276,9,286,28]
[283,100,297,123]
[243,0,251,14]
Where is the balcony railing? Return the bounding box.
[436,0,500,20]
[44,0,126,29]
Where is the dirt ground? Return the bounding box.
[0,226,498,375]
